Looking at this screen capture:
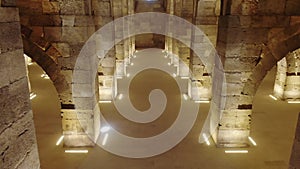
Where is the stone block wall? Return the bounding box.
[0,3,40,169]
[215,0,300,147]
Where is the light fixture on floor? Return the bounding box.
[41,73,49,79]
[100,126,110,133]
[183,93,189,100]
[30,93,36,100]
[102,133,109,146]
[225,150,248,154]
[269,94,277,100]
[99,100,112,103]
[118,93,123,100]
[248,136,257,146]
[65,150,88,154]
[195,100,210,103]
[202,133,210,146]
[56,136,64,146]
[288,100,300,104]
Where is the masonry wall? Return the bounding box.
[0,2,40,169]
[289,113,300,169]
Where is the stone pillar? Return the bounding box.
[273,57,287,99]
[289,113,300,169]
[284,50,300,101]
[0,3,40,168]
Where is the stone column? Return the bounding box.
[0,2,40,168]
[284,50,300,101]
[289,113,300,169]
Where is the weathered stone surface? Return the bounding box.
[29,15,61,26]
[61,26,95,43]
[61,15,75,27]
[93,0,111,16]
[0,7,19,22]
[53,42,70,57]
[58,0,86,15]
[44,27,62,42]
[0,22,23,53]
[286,0,300,15]
[42,1,59,14]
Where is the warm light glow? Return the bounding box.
[172,73,177,77]
[102,133,109,145]
[100,126,110,133]
[269,94,277,100]
[183,94,189,100]
[133,55,137,58]
[181,76,189,79]
[41,73,50,79]
[56,136,64,146]
[118,94,123,100]
[30,93,36,100]
[168,62,171,66]
[126,73,130,77]
[65,150,88,154]
[195,100,210,103]
[225,150,248,154]
[288,100,300,104]
[130,62,134,66]
[248,136,257,146]
[99,100,112,103]
[202,133,210,146]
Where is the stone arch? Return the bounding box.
[243,23,300,96]
[20,25,69,100]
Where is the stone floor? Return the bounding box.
[28,50,300,169]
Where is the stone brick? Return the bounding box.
[93,0,111,16]
[16,1,42,15]
[44,27,62,42]
[42,1,59,14]
[75,15,94,26]
[61,26,95,43]
[8,49,27,83]
[257,0,286,15]
[58,0,86,15]
[0,7,19,22]
[286,0,300,15]
[61,15,75,27]
[29,15,61,26]
[0,22,23,53]
[1,0,16,7]
[52,42,70,57]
